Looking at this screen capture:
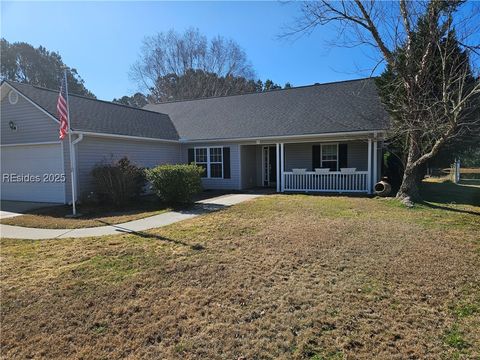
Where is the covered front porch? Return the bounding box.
[239,135,382,194]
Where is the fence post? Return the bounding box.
[455,159,461,183]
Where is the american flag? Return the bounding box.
[57,76,69,140]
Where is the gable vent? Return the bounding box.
[8,90,18,105]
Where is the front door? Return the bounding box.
[263,146,277,187]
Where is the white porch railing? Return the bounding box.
[283,171,369,193]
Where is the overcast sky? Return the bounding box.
[2,1,386,100]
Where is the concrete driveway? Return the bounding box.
[0,200,57,219]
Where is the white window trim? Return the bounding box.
[320,143,339,171]
[194,146,223,179]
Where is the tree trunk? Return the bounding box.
[396,133,421,205]
[396,166,420,205]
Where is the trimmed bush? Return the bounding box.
[91,157,146,206]
[145,164,203,205]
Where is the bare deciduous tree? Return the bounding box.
[130,28,256,102]
[285,1,480,204]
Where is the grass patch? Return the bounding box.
[454,302,479,318]
[444,325,470,350]
[309,351,343,360]
[73,254,140,283]
[421,178,480,208]
[1,193,479,359]
[91,323,108,335]
[0,196,170,229]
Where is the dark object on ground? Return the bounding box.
[383,151,403,195]
[375,179,392,197]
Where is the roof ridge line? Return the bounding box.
[148,77,375,106]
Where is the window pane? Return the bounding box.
[195,148,207,163]
[322,145,337,161]
[210,163,223,178]
[210,147,222,163]
[198,163,207,177]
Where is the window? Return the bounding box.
[321,144,338,171]
[195,147,223,178]
[195,148,208,177]
[209,147,223,178]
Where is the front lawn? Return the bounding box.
[422,177,480,208]
[0,196,170,229]
[1,188,479,358]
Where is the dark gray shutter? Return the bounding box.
[312,145,321,170]
[223,147,231,179]
[188,148,194,164]
[339,144,348,168]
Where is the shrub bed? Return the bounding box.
[91,157,146,206]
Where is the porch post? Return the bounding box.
[367,138,372,194]
[276,143,280,192]
[280,143,285,192]
[373,139,378,186]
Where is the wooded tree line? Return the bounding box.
[1,29,291,107]
[0,39,95,98]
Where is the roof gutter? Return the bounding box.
[67,130,387,145]
[72,131,180,144]
[180,129,388,144]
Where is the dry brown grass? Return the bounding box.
[0,199,170,229]
[1,195,479,359]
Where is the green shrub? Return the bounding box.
[145,164,203,205]
[91,157,146,207]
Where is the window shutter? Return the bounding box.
[223,147,231,179]
[312,145,321,170]
[339,144,348,168]
[188,148,194,164]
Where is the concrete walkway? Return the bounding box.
[0,200,58,219]
[0,194,262,240]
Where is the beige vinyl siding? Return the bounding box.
[182,143,241,190]
[76,136,181,196]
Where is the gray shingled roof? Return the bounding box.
[145,78,389,141]
[5,81,179,141]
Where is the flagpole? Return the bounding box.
[64,68,77,216]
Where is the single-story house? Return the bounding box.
[0,78,388,204]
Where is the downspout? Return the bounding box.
[72,133,84,145]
